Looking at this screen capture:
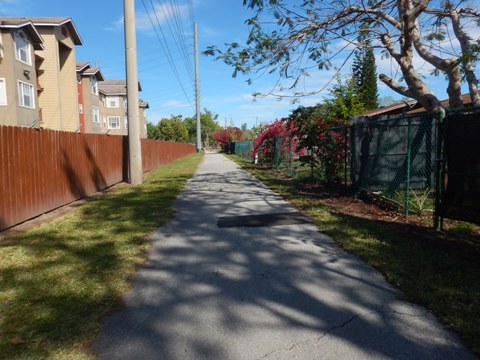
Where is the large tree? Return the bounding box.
[205,0,480,113]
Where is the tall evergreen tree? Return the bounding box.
[352,24,379,111]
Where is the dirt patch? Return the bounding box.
[262,168,480,242]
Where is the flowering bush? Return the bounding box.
[212,127,244,152]
[285,106,349,182]
[251,119,303,166]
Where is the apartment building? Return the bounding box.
[77,61,104,134]
[0,19,44,127]
[0,17,82,131]
[99,80,149,138]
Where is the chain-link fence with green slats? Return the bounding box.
[350,113,437,217]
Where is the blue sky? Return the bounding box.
[1,0,477,128]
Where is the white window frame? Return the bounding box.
[124,117,128,129]
[0,78,7,106]
[91,77,98,95]
[106,96,119,108]
[107,116,120,129]
[14,31,31,65]
[18,80,35,109]
[92,106,100,124]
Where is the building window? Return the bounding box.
[18,80,35,108]
[107,116,120,129]
[124,117,128,129]
[92,106,100,123]
[91,77,98,95]
[14,31,31,65]
[0,78,7,105]
[106,96,119,108]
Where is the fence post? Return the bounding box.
[434,110,446,231]
[405,118,412,218]
[350,124,356,192]
[344,127,348,186]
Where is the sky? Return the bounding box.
[1,0,478,129]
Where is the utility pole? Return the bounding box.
[194,22,202,152]
[124,0,142,184]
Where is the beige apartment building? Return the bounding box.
[77,61,104,134]
[99,80,149,138]
[0,17,82,131]
[0,19,44,127]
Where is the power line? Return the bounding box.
[142,0,193,106]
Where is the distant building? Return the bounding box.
[98,80,149,138]
[0,17,83,131]
[76,61,104,134]
[0,19,44,127]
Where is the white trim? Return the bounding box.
[0,32,4,58]
[14,31,32,65]
[106,96,119,108]
[107,116,120,129]
[91,77,98,95]
[92,106,100,124]
[0,78,7,105]
[17,80,35,109]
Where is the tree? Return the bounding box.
[205,0,480,113]
[352,24,379,111]
[146,122,160,139]
[184,109,223,146]
[147,115,188,142]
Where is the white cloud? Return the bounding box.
[161,99,191,108]
[136,3,189,34]
[105,3,189,34]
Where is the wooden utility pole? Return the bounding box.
[124,0,142,184]
[194,22,202,152]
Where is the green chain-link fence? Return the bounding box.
[351,113,437,217]
[231,140,254,160]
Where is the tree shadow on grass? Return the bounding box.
[0,164,196,358]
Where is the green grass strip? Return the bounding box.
[0,153,204,359]
[228,154,480,357]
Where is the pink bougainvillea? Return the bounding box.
[251,119,303,164]
[213,127,244,152]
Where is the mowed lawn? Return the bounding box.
[0,153,203,359]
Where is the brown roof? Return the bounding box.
[0,17,82,45]
[0,18,44,50]
[77,62,105,81]
[139,99,149,109]
[99,80,142,95]
[407,93,478,114]
[361,100,418,117]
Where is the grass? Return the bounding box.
[227,154,480,357]
[0,153,204,359]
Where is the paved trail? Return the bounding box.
[93,153,475,360]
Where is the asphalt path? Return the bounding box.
[93,153,476,360]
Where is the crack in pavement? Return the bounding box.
[255,313,359,360]
[255,307,429,360]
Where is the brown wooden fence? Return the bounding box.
[0,126,196,231]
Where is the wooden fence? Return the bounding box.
[0,126,195,230]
